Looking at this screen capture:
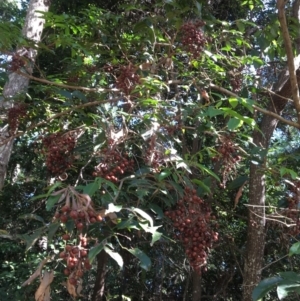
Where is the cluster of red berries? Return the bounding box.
[180,20,207,58]
[85,65,98,73]
[103,63,114,73]
[285,181,300,236]
[41,132,76,175]
[67,74,79,84]
[116,64,140,94]
[59,235,91,286]
[230,75,243,93]
[54,204,103,230]
[53,187,105,287]
[93,148,135,182]
[212,136,241,188]
[165,187,218,273]
[8,53,27,72]
[7,104,27,134]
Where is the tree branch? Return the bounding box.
[0,97,120,146]
[209,83,300,129]
[277,0,300,124]
[16,71,120,93]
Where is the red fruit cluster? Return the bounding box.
[116,64,140,94]
[8,53,27,72]
[93,148,134,182]
[7,104,27,134]
[59,235,91,286]
[54,205,103,229]
[67,74,79,84]
[165,187,218,273]
[103,63,114,73]
[180,20,207,58]
[230,76,242,93]
[285,181,300,236]
[41,132,76,175]
[53,187,105,287]
[212,136,241,188]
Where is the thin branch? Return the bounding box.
[261,254,289,271]
[0,97,120,146]
[16,71,120,93]
[209,83,300,129]
[277,0,300,124]
[262,87,293,102]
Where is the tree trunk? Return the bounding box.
[242,112,280,300]
[192,271,202,301]
[92,249,109,301]
[242,2,300,298]
[0,0,50,190]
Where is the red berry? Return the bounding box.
[62,234,70,240]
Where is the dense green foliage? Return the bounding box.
[2,0,300,300]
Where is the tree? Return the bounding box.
[0,0,51,190]
[2,0,300,300]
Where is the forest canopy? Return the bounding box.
[1,0,300,300]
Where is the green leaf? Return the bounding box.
[30,193,49,201]
[65,219,75,233]
[156,170,171,182]
[279,167,298,180]
[227,176,249,190]
[104,246,123,268]
[18,227,46,252]
[128,248,151,271]
[88,240,106,263]
[197,164,220,181]
[191,179,211,193]
[116,218,140,230]
[206,107,224,117]
[82,179,101,197]
[252,276,283,301]
[47,222,60,243]
[227,118,243,130]
[149,203,164,219]
[58,89,72,99]
[0,229,14,240]
[18,214,45,224]
[289,242,300,256]
[195,1,202,15]
[133,208,153,227]
[72,90,87,102]
[229,97,239,108]
[277,282,300,299]
[46,194,62,211]
[236,20,245,33]
[278,271,300,281]
[151,231,162,246]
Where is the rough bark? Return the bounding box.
[92,249,109,301]
[192,271,202,301]
[242,2,300,299]
[0,0,50,190]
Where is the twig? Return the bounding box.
[0,97,120,146]
[277,0,300,124]
[261,254,289,271]
[16,71,120,93]
[113,175,135,203]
